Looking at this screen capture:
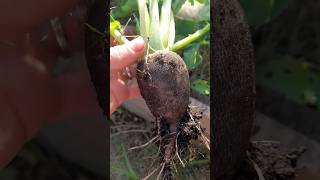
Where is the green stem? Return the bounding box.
[171,23,210,52]
[110,29,129,45]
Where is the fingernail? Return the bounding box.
[128,36,145,52]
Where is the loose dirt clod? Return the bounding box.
[230,142,306,180]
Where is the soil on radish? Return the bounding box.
[136,50,190,125]
[135,49,208,179]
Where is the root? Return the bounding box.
[201,133,210,150]
[142,163,164,180]
[247,151,266,180]
[142,106,208,179]
[175,133,185,167]
[128,135,159,151]
[188,112,210,150]
[156,163,166,180]
[110,129,148,138]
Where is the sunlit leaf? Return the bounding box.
[112,0,138,19]
[192,79,210,96]
[183,39,208,70]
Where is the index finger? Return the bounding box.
[110,36,145,70]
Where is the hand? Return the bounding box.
[110,36,145,115]
[0,1,100,169]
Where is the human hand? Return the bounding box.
[0,0,100,169]
[110,36,145,115]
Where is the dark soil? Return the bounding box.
[230,142,306,180]
[158,105,205,180]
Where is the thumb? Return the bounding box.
[110,36,145,71]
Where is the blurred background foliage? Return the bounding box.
[240,0,320,112]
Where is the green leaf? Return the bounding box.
[122,144,139,180]
[188,0,194,5]
[192,79,210,96]
[175,19,207,40]
[175,20,198,39]
[183,42,203,70]
[112,0,138,19]
[257,58,320,110]
[196,0,205,3]
[239,0,289,29]
[172,23,209,52]
[110,21,121,31]
[110,19,129,44]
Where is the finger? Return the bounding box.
[129,64,137,78]
[128,83,141,100]
[110,89,119,115]
[110,36,117,47]
[110,78,129,107]
[110,36,145,70]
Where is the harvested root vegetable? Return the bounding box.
[136,50,191,179]
[136,50,190,127]
[110,0,210,179]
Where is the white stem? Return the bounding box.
[149,0,163,50]
[160,0,172,48]
[137,0,150,43]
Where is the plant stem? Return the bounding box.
[111,29,129,45]
[171,23,210,52]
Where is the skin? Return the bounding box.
[110,36,145,115]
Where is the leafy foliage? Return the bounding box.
[111,0,138,18]
[183,39,208,70]
[257,58,320,110]
[192,79,210,96]
[240,0,289,29]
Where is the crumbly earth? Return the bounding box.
[158,105,205,180]
[229,142,306,180]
